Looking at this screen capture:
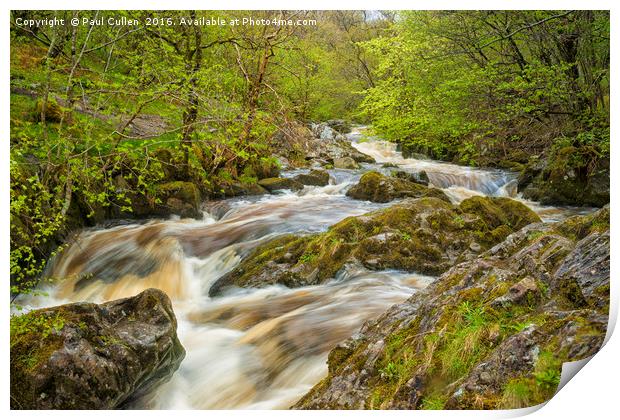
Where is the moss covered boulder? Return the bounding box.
[293,169,330,186]
[519,148,609,207]
[293,207,609,409]
[10,288,185,409]
[258,177,304,192]
[209,196,540,296]
[220,181,268,197]
[347,171,448,203]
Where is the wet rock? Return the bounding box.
[222,181,268,197]
[306,123,374,164]
[10,289,185,409]
[478,371,492,385]
[210,196,540,296]
[333,157,360,170]
[469,242,482,252]
[346,171,448,203]
[293,207,609,410]
[293,170,330,186]
[382,163,399,168]
[270,121,374,169]
[156,181,202,218]
[392,170,430,186]
[117,181,202,220]
[401,142,446,161]
[258,177,304,192]
[553,229,610,309]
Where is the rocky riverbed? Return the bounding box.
[11,125,609,409]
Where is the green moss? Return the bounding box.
[10,310,67,403]
[156,181,200,204]
[420,394,447,410]
[217,195,540,292]
[500,379,534,409]
[298,252,317,264]
[347,171,450,203]
[33,99,63,123]
[499,349,561,409]
[460,196,540,231]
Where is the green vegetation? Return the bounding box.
[10,11,386,294]
[10,310,67,375]
[10,10,609,297]
[359,11,609,169]
[499,350,562,409]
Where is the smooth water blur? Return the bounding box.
[16,126,597,409]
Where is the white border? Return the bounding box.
[2,1,618,419]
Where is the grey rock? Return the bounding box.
[10,289,185,409]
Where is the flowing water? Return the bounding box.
[16,127,596,409]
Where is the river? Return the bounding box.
[16,127,595,409]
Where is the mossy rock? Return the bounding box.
[459,196,540,231]
[209,196,540,295]
[33,99,63,123]
[258,177,304,192]
[333,157,360,169]
[520,147,609,207]
[346,171,449,203]
[391,170,430,186]
[155,181,201,218]
[221,181,268,197]
[293,170,330,186]
[293,207,609,410]
[10,289,185,409]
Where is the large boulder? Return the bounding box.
[346,171,448,203]
[308,123,375,164]
[220,181,268,197]
[519,148,609,207]
[209,196,540,296]
[270,121,374,168]
[258,177,304,192]
[293,207,609,410]
[10,288,186,409]
[293,170,330,187]
[311,122,347,142]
